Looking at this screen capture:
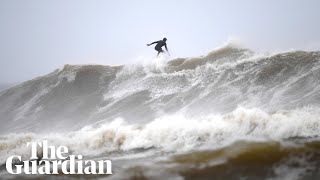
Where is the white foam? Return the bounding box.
[1,107,320,165]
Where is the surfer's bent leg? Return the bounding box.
[155,47,163,56]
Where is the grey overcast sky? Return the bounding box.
[1,0,320,83]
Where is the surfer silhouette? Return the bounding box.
[147,38,170,56]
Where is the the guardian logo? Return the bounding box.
[6,140,112,175]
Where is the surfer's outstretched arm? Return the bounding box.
[147,41,159,46]
[165,44,170,56]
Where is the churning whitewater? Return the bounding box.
[1,43,320,179]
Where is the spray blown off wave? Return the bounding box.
[1,43,320,179]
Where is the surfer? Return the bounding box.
[147,38,170,56]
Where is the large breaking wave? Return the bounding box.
[1,43,320,133]
[1,42,320,179]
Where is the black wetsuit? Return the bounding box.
[148,39,169,56]
[154,40,167,52]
